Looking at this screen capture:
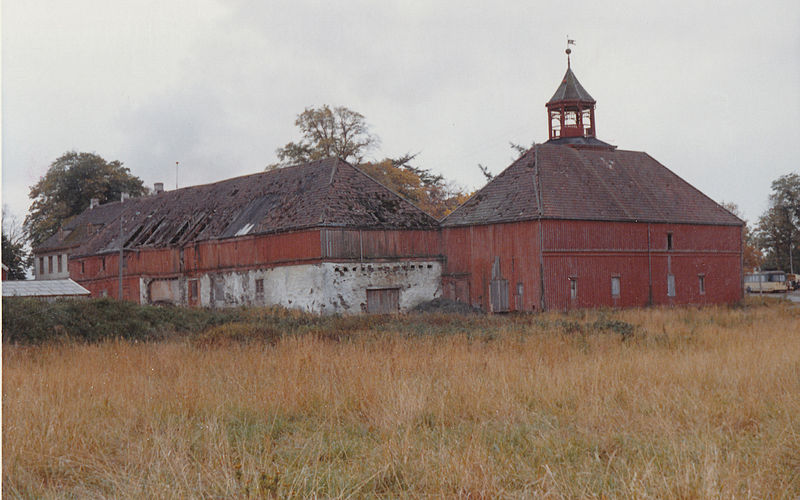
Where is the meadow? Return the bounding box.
[3,299,799,498]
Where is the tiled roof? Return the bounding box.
[442,143,743,227]
[548,67,595,104]
[36,159,438,257]
[2,279,90,297]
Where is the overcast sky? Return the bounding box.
[3,0,799,229]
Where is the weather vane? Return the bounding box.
[566,37,576,68]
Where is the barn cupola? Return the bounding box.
[546,46,597,141]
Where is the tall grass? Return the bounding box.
[3,301,799,498]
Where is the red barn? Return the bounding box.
[32,56,743,313]
[441,58,743,312]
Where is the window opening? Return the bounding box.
[611,276,621,297]
[188,279,199,301]
[40,257,45,275]
[698,274,706,295]
[569,277,578,300]
[667,232,673,250]
[255,278,264,298]
[48,256,53,273]
[57,255,63,273]
[667,274,676,297]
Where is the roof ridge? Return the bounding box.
[441,148,537,224]
[343,161,440,223]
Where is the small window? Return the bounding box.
[81,261,85,274]
[698,274,706,295]
[667,233,673,251]
[255,278,264,297]
[40,257,45,275]
[101,257,106,271]
[667,274,676,297]
[611,276,621,297]
[188,279,198,301]
[48,255,53,273]
[57,255,63,273]
[569,277,578,300]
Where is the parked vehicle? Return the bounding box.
[744,271,790,293]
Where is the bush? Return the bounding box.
[1,297,245,344]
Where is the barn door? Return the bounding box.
[490,257,509,313]
[366,288,400,314]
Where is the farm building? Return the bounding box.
[440,57,743,311]
[2,278,90,301]
[32,159,442,313]
[32,56,743,313]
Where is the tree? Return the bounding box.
[273,105,378,167]
[477,141,536,183]
[24,152,146,248]
[721,201,762,272]
[272,106,470,219]
[360,154,471,219]
[755,173,800,272]
[2,209,30,279]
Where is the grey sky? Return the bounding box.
[3,0,799,229]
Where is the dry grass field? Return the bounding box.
[3,300,800,498]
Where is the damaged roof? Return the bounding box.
[442,143,743,227]
[36,158,439,257]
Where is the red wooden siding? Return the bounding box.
[69,227,443,303]
[321,229,441,260]
[442,221,542,312]
[191,230,321,272]
[443,219,742,312]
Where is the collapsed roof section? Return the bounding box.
[442,143,743,227]
[36,158,439,257]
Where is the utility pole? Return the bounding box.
[176,161,179,189]
[119,193,125,300]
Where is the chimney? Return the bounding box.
[90,198,100,209]
[121,192,130,202]
[154,182,164,194]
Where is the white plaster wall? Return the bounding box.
[193,260,442,314]
[34,252,70,280]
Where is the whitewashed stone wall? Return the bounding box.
[140,260,442,314]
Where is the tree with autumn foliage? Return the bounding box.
[721,201,762,272]
[360,154,471,219]
[272,106,470,219]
